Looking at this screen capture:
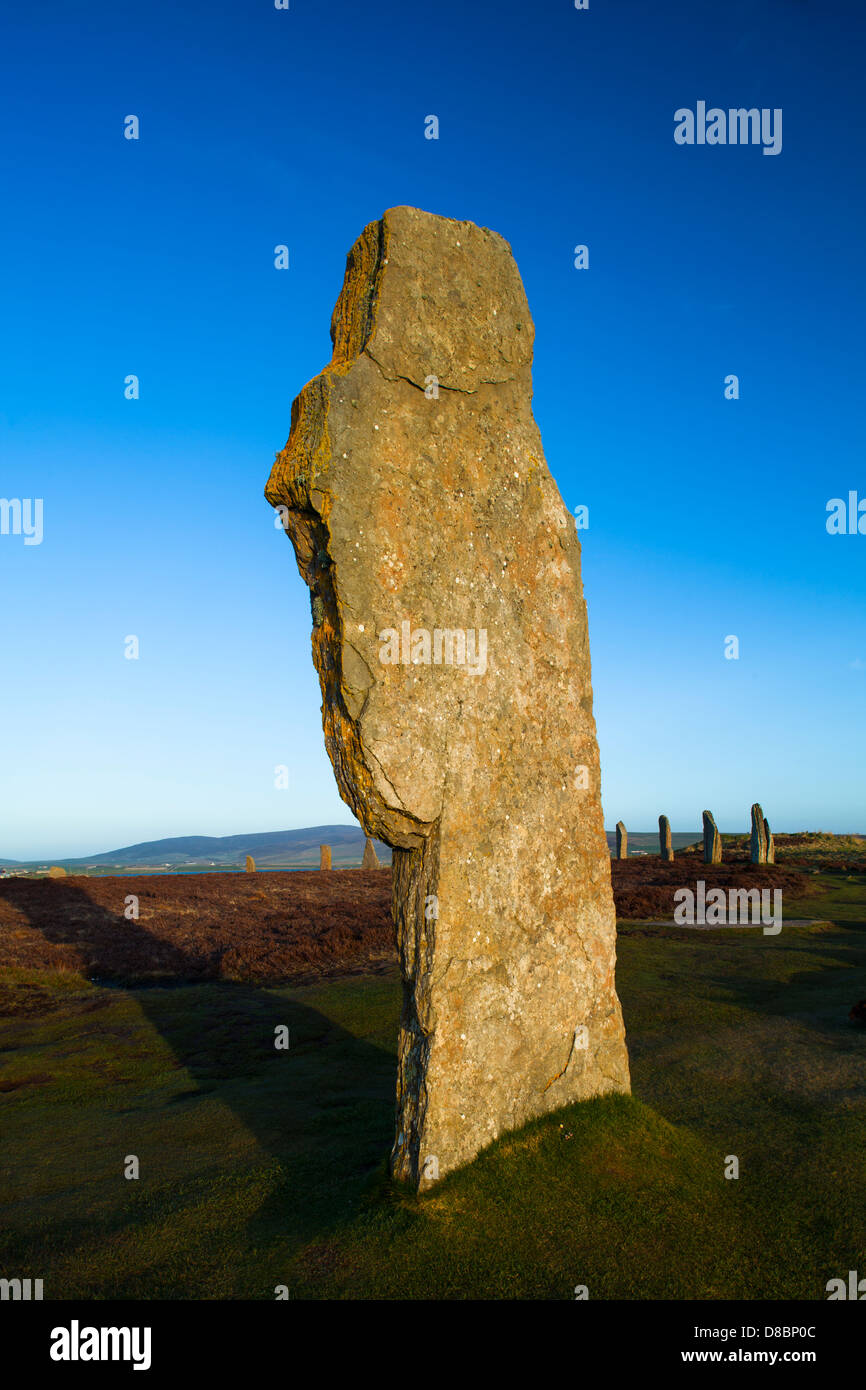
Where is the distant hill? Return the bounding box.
[2,826,392,873]
[5,827,862,875]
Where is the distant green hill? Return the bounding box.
[2,826,391,873]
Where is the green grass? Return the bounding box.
[1,874,864,1299]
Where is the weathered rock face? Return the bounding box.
[703,810,722,864]
[659,815,674,862]
[764,818,775,864]
[616,821,628,860]
[750,803,767,864]
[361,835,380,869]
[265,205,630,1191]
[319,844,332,870]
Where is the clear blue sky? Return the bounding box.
[2,0,864,858]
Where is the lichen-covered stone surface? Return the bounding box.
[265,205,630,1191]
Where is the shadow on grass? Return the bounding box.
[0,877,398,1262]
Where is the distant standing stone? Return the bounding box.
[245,855,256,873]
[616,821,628,860]
[47,865,67,878]
[764,818,775,865]
[320,844,332,870]
[750,804,767,864]
[361,836,380,869]
[702,810,722,864]
[659,815,674,862]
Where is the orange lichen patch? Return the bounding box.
[329,218,389,367]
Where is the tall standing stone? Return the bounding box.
[703,810,722,864]
[616,821,628,860]
[764,818,775,864]
[659,815,674,862]
[361,835,380,869]
[265,205,630,1191]
[320,844,332,870]
[750,803,768,864]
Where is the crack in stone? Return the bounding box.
[363,346,516,396]
[362,744,413,819]
[542,1028,581,1093]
